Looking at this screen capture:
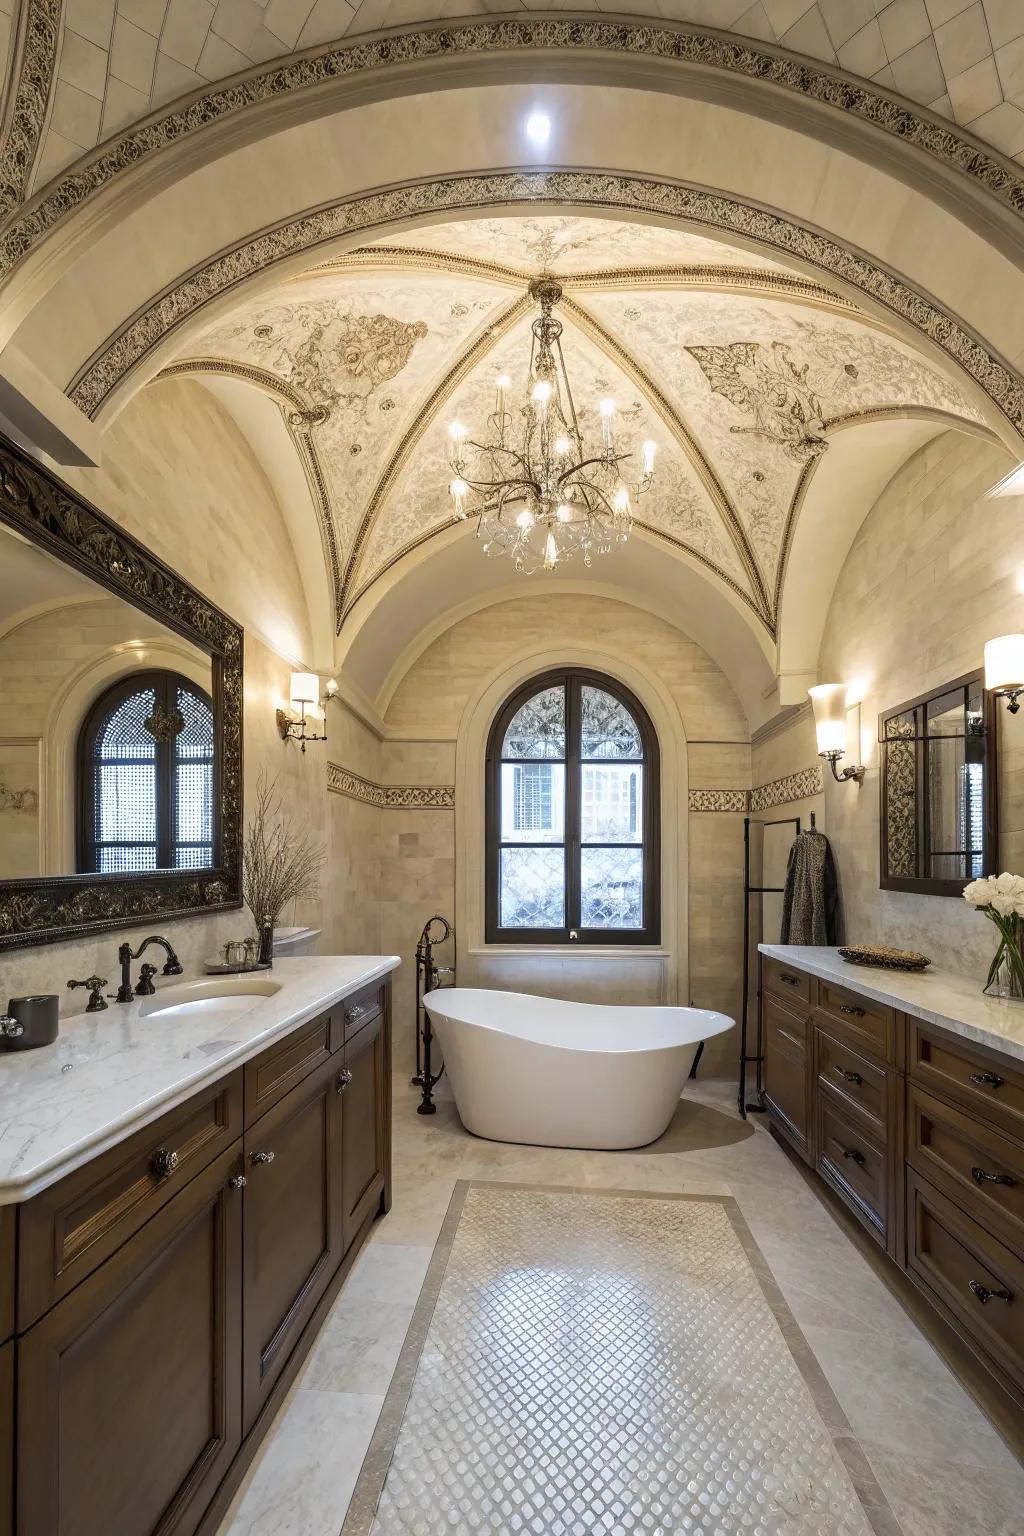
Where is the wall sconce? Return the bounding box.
[277,672,338,752]
[984,634,1024,713]
[808,683,865,783]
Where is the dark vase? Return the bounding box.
[257,916,274,967]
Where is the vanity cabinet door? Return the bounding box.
[0,1339,11,1536]
[242,1053,343,1434]
[341,1010,390,1253]
[16,1145,243,1536]
[762,995,812,1163]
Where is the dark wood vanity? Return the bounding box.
[760,951,1024,1430]
[0,975,391,1536]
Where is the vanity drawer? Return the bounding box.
[907,1085,1024,1255]
[763,958,810,1007]
[18,1069,242,1331]
[343,981,385,1042]
[817,1096,887,1243]
[908,1022,1024,1143]
[244,1005,341,1125]
[907,1170,1024,1393]
[816,1029,890,1139]
[815,980,894,1064]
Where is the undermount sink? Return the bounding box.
[139,976,282,1019]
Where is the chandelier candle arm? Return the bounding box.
[444,278,658,574]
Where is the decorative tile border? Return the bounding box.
[327,762,454,808]
[6,13,1024,294]
[750,765,823,812]
[0,0,61,219]
[688,788,748,813]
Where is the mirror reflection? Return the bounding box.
[0,521,214,880]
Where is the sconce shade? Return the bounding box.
[808,683,848,757]
[289,671,320,709]
[984,635,1024,693]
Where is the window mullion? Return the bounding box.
[565,674,581,931]
[157,675,174,868]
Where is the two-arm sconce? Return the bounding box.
[277,672,339,752]
[808,683,865,784]
[984,634,1024,714]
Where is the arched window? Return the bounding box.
[77,671,215,874]
[486,669,660,944]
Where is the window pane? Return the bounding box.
[581,847,644,928]
[176,846,214,870]
[581,764,643,842]
[176,762,213,844]
[95,763,156,842]
[502,686,565,759]
[98,845,157,872]
[176,686,214,760]
[500,763,564,842]
[581,686,642,759]
[97,687,157,759]
[500,846,565,928]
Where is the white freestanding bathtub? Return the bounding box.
[422,987,733,1150]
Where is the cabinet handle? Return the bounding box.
[250,1150,275,1166]
[151,1147,179,1179]
[969,1072,1004,1089]
[971,1166,1017,1188]
[839,1005,866,1017]
[779,973,799,986]
[346,1004,367,1023]
[969,1279,1012,1305]
[833,1065,863,1085]
[228,1173,247,1190]
[336,1068,353,1094]
[842,1146,866,1166]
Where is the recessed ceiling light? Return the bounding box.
[525,112,551,144]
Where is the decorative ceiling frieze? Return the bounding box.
[0,0,60,219]
[63,172,1024,444]
[4,13,1024,294]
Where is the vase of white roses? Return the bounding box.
[963,873,1024,1001]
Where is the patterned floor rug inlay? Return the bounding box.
[344,1184,891,1536]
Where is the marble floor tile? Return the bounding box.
[343,1241,433,1308]
[862,1447,1024,1536]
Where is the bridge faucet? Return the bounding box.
[116,935,183,1003]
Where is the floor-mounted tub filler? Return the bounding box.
[422,987,733,1150]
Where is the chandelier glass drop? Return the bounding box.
[447,278,657,572]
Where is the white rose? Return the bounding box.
[991,892,1017,917]
[994,872,1017,895]
[963,879,991,908]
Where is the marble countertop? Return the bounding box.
[0,955,400,1205]
[759,944,1024,1065]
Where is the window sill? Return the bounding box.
[467,945,671,959]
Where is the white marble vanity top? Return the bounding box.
[759,944,1024,1065]
[0,955,400,1204]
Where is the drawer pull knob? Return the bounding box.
[346,1004,367,1022]
[336,1067,353,1094]
[839,1005,866,1017]
[969,1072,1004,1089]
[842,1146,866,1166]
[250,1150,275,1166]
[971,1166,1017,1188]
[779,974,799,986]
[151,1147,179,1179]
[833,1066,863,1085]
[228,1173,247,1190]
[969,1280,1012,1305]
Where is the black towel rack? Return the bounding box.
[737,812,810,1118]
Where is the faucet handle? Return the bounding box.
[67,977,108,1012]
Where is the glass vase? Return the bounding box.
[983,944,1024,1001]
[257,916,274,968]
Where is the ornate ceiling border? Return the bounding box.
[4,13,1024,287]
[65,171,1024,446]
[156,357,343,616]
[0,0,60,220]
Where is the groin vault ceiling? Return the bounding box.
[158,213,986,637]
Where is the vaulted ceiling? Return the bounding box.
[166,213,985,644]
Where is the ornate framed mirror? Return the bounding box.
[879,671,997,897]
[0,434,242,950]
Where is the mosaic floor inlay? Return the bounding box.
[344,1183,891,1536]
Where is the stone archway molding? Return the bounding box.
[6,12,1024,296]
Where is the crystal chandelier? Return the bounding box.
[447,278,657,572]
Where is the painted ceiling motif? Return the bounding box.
[168,215,989,634]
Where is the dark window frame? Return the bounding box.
[77,669,215,875]
[485,667,661,945]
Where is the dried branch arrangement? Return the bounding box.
[242,771,327,927]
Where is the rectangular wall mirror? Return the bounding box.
[879,671,997,897]
[0,436,242,949]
